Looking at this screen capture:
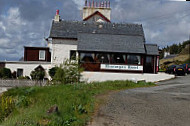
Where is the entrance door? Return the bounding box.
[17,69,23,77]
[144,56,154,73]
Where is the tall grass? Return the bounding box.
[0,80,155,126]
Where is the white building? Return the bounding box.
[0,0,159,80]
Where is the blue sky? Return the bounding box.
[0,0,190,61]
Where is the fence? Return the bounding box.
[0,79,47,87]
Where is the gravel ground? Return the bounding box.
[88,75,190,126]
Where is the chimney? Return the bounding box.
[85,0,87,7]
[56,10,59,15]
[89,1,91,7]
[102,1,104,7]
[54,9,60,22]
[92,0,94,7]
[83,0,112,22]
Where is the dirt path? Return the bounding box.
[88,75,190,126]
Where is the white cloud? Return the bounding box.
[0,7,42,61]
[0,38,10,48]
[0,22,6,31]
[72,0,84,9]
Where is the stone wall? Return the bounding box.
[0,79,47,87]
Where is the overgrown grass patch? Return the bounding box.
[0,80,155,126]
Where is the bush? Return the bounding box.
[30,70,45,80]
[53,59,83,84]
[0,95,15,122]
[0,68,12,79]
[48,67,58,79]
[12,71,17,79]
[53,65,65,83]
[0,87,36,122]
[64,59,83,84]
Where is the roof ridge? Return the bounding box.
[57,20,142,26]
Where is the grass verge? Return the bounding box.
[0,80,155,126]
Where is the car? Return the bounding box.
[165,65,177,74]
[175,65,186,76]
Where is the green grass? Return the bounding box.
[0,80,155,126]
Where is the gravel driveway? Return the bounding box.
[88,75,190,126]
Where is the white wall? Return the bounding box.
[5,62,52,79]
[83,7,111,21]
[51,39,77,66]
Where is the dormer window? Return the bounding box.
[39,50,45,60]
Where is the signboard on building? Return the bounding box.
[101,64,143,71]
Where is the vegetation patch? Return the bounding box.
[0,80,155,126]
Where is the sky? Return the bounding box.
[0,0,190,61]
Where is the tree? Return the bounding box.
[178,43,183,54]
[170,44,178,54]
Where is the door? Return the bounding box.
[144,56,154,73]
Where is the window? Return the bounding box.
[17,69,23,77]
[70,50,77,60]
[80,53,95,63]
[111,54,125,64]
[127,55,141,65]
[146,56,152,63]
[39,50,45,60]
[95,53,110,63]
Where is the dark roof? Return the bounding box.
[145,44,159,55]
[78,33,146,54]
[49,20,145,40]
[49,20,159,55]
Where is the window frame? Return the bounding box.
[127,54,141,65]
[17,68,23,77]
[80,52,95,63]
[70,50,77,60]
[39,50,46,60]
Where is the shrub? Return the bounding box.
[12,71,17,79]
[53,65,65,83]
[0,95,15,122]
[53,59,83,84]
[30,70,45,80]
[48,67,58,79]
[64,59,83,84]
[0,68,12,79]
